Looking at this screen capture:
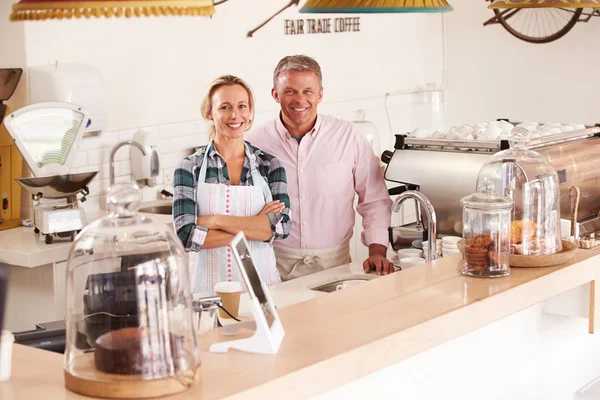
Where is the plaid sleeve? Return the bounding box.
[173,155,208,251]
[265,156,291,240]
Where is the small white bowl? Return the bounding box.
[397,248,423,259]
[442,250,460,255]
[569,123,586,130]
[442,236,462,245]
[443,246,460,250]
[541,127,561,135]
[422,239,442,246]
[560,125,575,133]
[477,126,501,141]
[411,127,433,138]
[400,257,427,269]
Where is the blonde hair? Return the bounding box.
[200,75,256,140]
[273,55,323,88]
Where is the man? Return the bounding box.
[246,54,393,279]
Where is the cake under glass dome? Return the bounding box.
[63,183,200,399]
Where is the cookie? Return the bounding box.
[467,235,493,249]
[465,247,490,255]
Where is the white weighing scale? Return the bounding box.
[3,102,97,244]
[209,232,285,355]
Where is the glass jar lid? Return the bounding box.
[461,178,513,210]
[477,127,556,186]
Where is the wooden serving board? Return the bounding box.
[64,353,200,399]
[509,240,577,267]
[457,239,577,268]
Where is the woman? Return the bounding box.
[173,75,291,295]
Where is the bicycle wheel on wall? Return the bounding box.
[494,7,582,43]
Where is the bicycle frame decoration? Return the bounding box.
[489,0,600,9]
[484,0,600,43]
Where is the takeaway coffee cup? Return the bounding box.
[215,281,242,319]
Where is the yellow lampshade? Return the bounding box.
[300,0,453,13]
[488,0,600,9]
[10,0,215,21]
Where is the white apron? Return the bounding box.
[189,142,281,295]
[274,242,351,281]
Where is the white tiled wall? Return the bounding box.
[21,118,213,217]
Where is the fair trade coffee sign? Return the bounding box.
[284,17,360,35]
[245,0,361,37]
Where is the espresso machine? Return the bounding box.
[382,122,600,241]
[3,102,97,244]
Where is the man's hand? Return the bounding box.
[258,200,285,216]
[363,244,394,276]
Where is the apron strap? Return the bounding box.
[244,142,273,203]
[198,141,273,205]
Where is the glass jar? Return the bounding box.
[63,183,200,399]
[476,127,562,256]
[353,110,381,158]
[460,179,512,278]
[411,83,447,132]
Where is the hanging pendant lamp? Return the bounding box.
[488,0,600,9]
[300,0,453,13]
[10,0,215,21]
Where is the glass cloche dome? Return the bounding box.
[63,183,200,399]
[476,127,562,256]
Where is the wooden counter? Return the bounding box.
[3,250,600,400]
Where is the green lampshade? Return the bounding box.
[300,0,453,13]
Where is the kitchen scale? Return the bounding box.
[3,102,97,244]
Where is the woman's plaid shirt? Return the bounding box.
[173,141,291,251]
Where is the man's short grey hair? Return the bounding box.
[273,55,323,88]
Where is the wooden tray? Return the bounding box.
[457,239,577,268]
[64,352,200,399]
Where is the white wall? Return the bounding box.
[0,1,27,110]
[22,1,443,131]
[445,0,600,127]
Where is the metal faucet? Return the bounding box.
[392,190,437,262]
[109,140,147,185]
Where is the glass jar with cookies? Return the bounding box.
[476,127,563,256]
[460,179,513,278]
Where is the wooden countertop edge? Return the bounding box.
[224,254,600,400]
[7,252,600,400]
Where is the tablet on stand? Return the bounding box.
[209,232,285,355]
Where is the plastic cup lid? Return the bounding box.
[214,281,242,293]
